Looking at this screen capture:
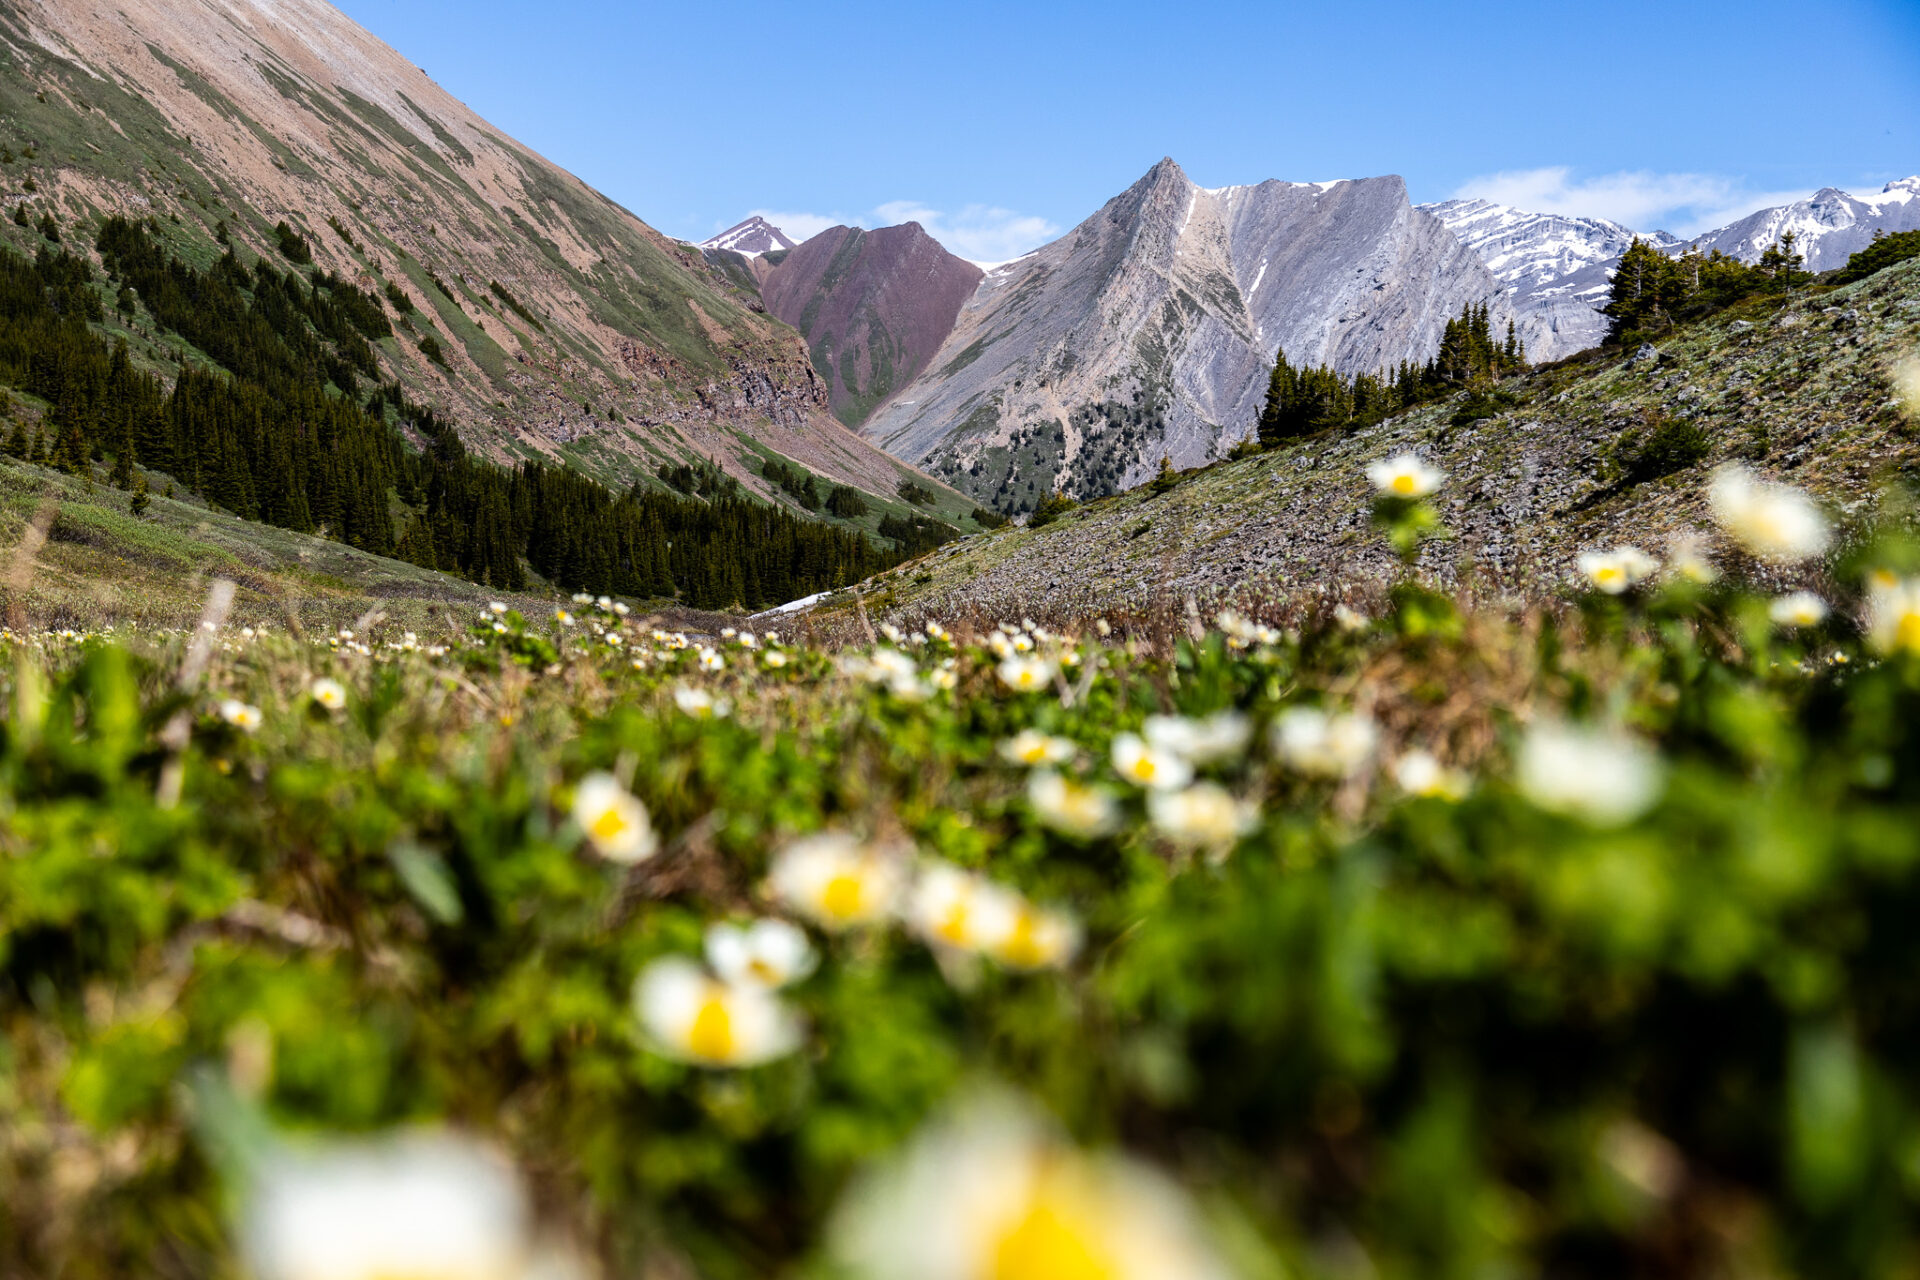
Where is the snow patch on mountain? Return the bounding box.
[700,216,797,257]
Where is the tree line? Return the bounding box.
[0,216,910,609]
[1255,302,1526,446]
[1601,232,1810,345]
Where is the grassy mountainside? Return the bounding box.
[820,259,1920,627]
[0,0,963,510]
[0,456,675,632]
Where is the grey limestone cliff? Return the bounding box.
[863,159,1504,512]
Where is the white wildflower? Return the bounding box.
[1768,591,1829,628]
[572,772,657,864]
[1271,707,1377,779]
[1516,722,1663,827]
[1708,465,1831,562]
[634,956,801,1068]
[1365,452,1445,498]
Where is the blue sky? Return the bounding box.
[336,0,1919,261]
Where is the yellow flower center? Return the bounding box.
[590,806,630,844]
[990,1195,1117,1280]
[1390,472,1417,496]
[1899,611,1920,652]
[748,958,779,983]
[936,901,973,946]
[1133,757,1156,781]
[1000,910,1048,968]
[820,872,866,921]
[1020,744,1046,763]
[687,994,735,1062]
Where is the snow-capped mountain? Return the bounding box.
[1426,177,1920,362]
[1418,200,1679,361]
[699,216,797,257]
[1685,178,1920,271]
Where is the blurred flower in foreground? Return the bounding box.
[1110,733,1193,791]
[1894,354,1920,422]
[1332,603,1369,633]
[309,678,346,711]
[1144,712,1251,766]
[1147,782,1258,853]
[634,956,801,1068]
[572,772,656,864]
[906,863,1017,955]
[1393,750,1472,801]
[243,1132,535,1280]
[1666,534,1720,585]
[1272,707,1377,779]
[1867,573,1920,654]
[1365,452,1444,498]
[832,1096,1231,1280]
[769,833,905,929]
[673,685,730,719]
[705,918,816,989]
[1028,771,1120,840]
[220,699,263,732]
[1708,466,1830,563]
[1768,591,1829,629]
[997,656,1057,693]
[1578,546,1659,594]
[1216,610,1281,649]
[1516,722,1663,827]
[1001,729,1077,767]
[994,897,1081,971]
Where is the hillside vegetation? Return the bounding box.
[832,258,1920,629]
[10,454,1920,1275]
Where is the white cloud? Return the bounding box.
[731,201,1061,265]
[1451,167,1814,237]
[872,201,1060,265]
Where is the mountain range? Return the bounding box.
[5,0,1914,537]
[703,173,1919,508]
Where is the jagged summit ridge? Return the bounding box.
[1419,200,1679,362]
[1684,179,1920,271]
[862,158,1503,509]
[1426,176,1920,363]
[700,216,797,257]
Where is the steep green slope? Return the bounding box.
[0,0,961,508]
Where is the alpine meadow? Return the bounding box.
[5,0,1920,1277]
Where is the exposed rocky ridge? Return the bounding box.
[0,0,958,508]
[758,222,982,426]
[819,258,1920,627]
[860,159,1507,511]
[1420,199,1680,363]
[1426,178,1920,367]
[1686,179,1920,272]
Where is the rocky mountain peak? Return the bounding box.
[700,216,797,256]
[862,160,1503,511]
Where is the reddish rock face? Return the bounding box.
[759,224,983,426]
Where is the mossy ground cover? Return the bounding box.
[10,466,1920,1275]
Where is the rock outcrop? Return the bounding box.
[861,159,1505,510]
